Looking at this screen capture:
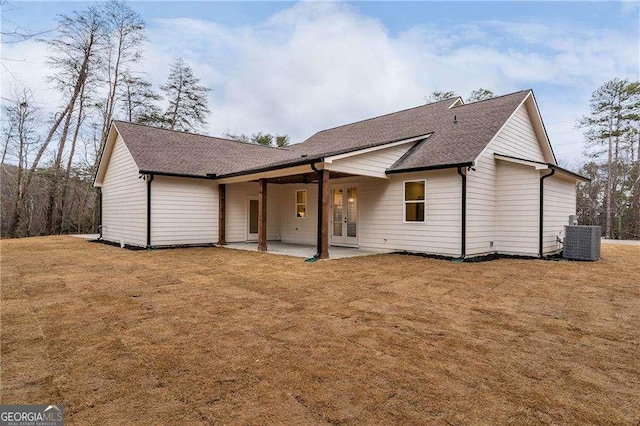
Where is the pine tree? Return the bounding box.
[580,78,640,238]
[467,88,494,102]
[118,74,162,123]
[160,58,211,132]
[275,134,290,147]
[425,91,457,103]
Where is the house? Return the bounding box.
[93,89,589,259]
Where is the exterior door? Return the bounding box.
[331,186,358,246]
[247,198,259,241]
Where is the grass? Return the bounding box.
[1,236,639,424]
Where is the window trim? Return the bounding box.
[403,179,426,223]
[295,189,307,219]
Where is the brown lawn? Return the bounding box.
[1,236,639,425]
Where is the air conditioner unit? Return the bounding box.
[563,225,601,261]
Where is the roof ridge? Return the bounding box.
[451,89,531,108]
[310,98,455,136]
[112,120,292,151]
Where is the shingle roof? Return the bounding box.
[388,90,530,171]
[111,90,531,178]
[113,121,296,177]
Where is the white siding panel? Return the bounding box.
[496,162,539,256]
[225,182,281,242]
[543,175,576,254]
[101,135,146,246]
[491,106,545,161]
[150,176,219,246]
[466,102,546,256]
[328,143,414,177]
[354,170,462,256]
[280,184,318,245]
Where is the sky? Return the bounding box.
[1,1,639,167]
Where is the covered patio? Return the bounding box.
[223,241,387,259]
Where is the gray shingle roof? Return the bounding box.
[112,90,531,178]
[113,121,296,177]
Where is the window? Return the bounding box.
[296,190,307,218]
[404,180,425,222]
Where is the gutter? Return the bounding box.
[539,169,555,258]
[456,166,467,259]
[310,162,324,260]
[386,161,474,175]
[98,187,103,240]
[138,170,216,180]
[146,173,154,248]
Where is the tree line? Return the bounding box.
[0,1,242,238]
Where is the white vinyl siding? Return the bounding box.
[101,135,146,247]
[358,171,461,255]
[326,143,415,178]
[543,175,576,254]
[466,102,546,256]
[496,161,539,255]
[490,105,545,162]
[280,184,318,245]
[150,176,218,246]
[225,182,282,242]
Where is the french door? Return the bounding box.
[331,186,358,246]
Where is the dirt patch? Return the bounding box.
[1,236,639,424]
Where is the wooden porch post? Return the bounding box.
[258,179,267,252]
[320,169,330,259]
[218,184,226,245]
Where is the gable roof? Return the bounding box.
[111,121,295,177]
[96,89,554,184]
[388,90,531,172]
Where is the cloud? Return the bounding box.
[2,1,638,166]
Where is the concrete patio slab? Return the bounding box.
[223,241,388,259]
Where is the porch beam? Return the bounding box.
[320,169,330,259]
[258,179,267,252]
[218,184,226,245]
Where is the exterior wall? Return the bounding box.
[358,170,462,256]
[543,175,576,254]
[466,102,546,256]
[280,184,318,245]
[327,143,414,178]
[278,170,462,256]
[150,176,218,246]
[225,182,281,242]
[101,135,146,246]
[495,161,539,255]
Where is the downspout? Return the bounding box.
[539,169,555,258]
[146,173,154,248]
[310,163,323,260]
[98,187,103,240]
[456,166,467,259]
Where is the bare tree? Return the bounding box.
[96,0,145,150]
[42,5,104,234]
[2,89,43,237]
